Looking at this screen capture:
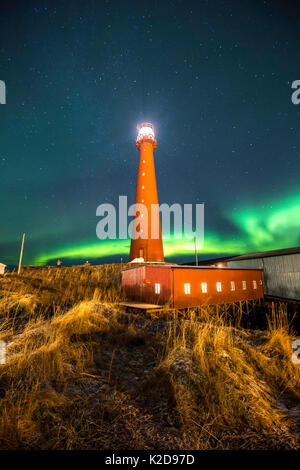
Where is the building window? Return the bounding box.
[253,280,257,289]
[230,281,235,291]
[155,283,160,294]
[201,282,207,293]
[217,282,222,292]
[142,172,145,176]
[184,283,191,294]
[242,281,247,290]
[260,280,263,285]
[142,185,144,189]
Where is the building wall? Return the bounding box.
[0,265,5,275]
[143,265,172,304]
[172,267,263,308]
[227,254,300,300]
[121,266,172,304]
[122,266,263,307]
[121,266,146,302]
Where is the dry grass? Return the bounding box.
[0,302,111,447]
[0,265,299,450]
[158,312,300,449]
[0,264,125,325]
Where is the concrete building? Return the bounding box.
[122,265,263,308]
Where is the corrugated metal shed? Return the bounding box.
[225,247,300,301]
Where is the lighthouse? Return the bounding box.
[129,123,164,263]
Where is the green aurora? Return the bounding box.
[35,191,300,265]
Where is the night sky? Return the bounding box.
[1,0,300,266]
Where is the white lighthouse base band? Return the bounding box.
[130,257,145,263]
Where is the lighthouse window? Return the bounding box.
[155,283,160,294]
[230,281,235,291]
[242,281,247,290]
[184,283,191,294]
[216,282,222,292]
[253,280,257,289]
[201,282,207,293]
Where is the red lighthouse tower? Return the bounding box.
[129,123,164,263]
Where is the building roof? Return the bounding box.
[123,264,262,272]
[0,263,6,267]
[184,246,300,266]
[228,246,300,261]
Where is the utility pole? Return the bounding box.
[194,232,198,266]
[18,233,25,275]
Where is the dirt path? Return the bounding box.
[93,314,183,450]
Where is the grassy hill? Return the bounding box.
[0,265,299,450]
